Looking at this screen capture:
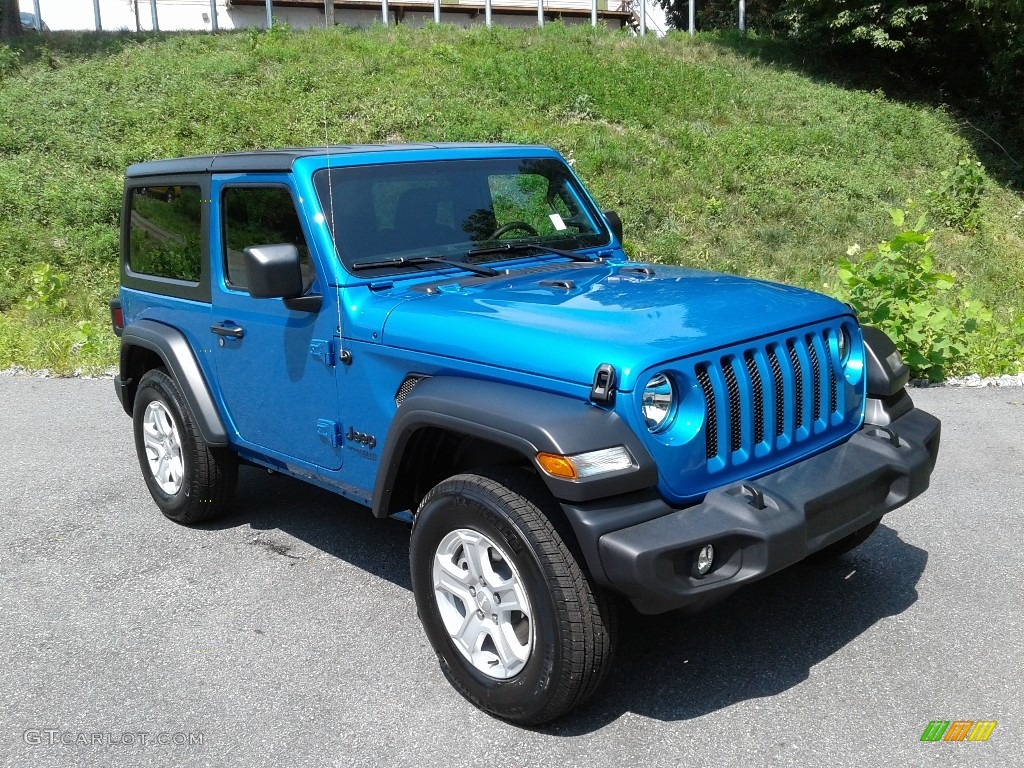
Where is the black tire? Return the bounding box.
[132,368,237,525]
[807,519,882,561]
[410,467,617,725]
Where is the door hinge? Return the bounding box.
[310,338,335,367]
[316,419,342,448]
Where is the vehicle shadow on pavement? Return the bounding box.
[205,468,927,733]
[557,524,928,732]
[203,466,414,591]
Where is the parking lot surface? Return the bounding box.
[1,380,1020,767]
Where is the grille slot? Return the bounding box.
[744,352,765,445]
[787,340,805,430]
[768,346,785,437]
[696,364,718,460]
[806,335,822,421]
[827,331,838,415]
[722,359,743,452]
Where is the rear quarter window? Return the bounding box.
[128,185,203,282]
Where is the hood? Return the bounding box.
[380,262,853,392]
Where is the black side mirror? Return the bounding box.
[243,244,303,300]
[603,210,624,244]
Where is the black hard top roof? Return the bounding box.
[125,143,539,178]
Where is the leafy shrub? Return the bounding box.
[0,44,19,79]
[835,209,988,381]
[927,156,986,233]
[23,262,68,317]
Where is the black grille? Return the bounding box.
[827,331,838,415]
[768,346,785,437]
[695,325,847,470]
[696,364,717,460]
[745,352,765,445]
[806,335,822,421]
[722,359,743,452]
[787,340,805,430]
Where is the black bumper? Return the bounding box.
[562,405,941,614]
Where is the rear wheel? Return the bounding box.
[132,369,237,524]
[410,467,617,724]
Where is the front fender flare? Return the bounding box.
[371,376,658,517]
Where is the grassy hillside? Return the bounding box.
[0,24,1021,375]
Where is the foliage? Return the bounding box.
[0,26,1021,375]
[926,156,986,233]
[657,0,781,32]
[0,42,17,78]
[835,209,1021,381]
[23,262,68,316]
[768,1,1024,136]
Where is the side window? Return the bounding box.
[221,186,316,292]
[128,185,202,282]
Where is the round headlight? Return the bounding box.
[642,372,675,432]
[837,327,851,364]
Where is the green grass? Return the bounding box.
[1,24,1022,374]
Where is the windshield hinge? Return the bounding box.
[590,363,617,405]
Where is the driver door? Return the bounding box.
[209,176,343,471]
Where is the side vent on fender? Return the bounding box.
[395,375,429,407]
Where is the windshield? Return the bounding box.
[312,158,611,274]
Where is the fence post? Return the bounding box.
[265,0,273,27]
[640,0,646,35]
[150,0,159,31]
[688,0,694,34]
[210,0,218,30]
[591,0,597,26]
[382,0,390,26]
[537,0,543,27]
[93,0,102,31]
[434,0,441,24]
[325,0,335,27]
[739,0,745,32]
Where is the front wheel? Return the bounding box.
[410,468,617,724]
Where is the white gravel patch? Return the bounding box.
[916,372,1024,388]
[0,365,117,379]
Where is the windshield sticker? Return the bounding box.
[549,213,567,231]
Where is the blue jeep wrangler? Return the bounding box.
[111,144,940,724]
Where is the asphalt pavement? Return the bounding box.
[0,379,1021,767]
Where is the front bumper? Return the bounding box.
[562,405,940,614]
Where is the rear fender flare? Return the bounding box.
[119,319,229,446]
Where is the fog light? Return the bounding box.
[696,544,715,576]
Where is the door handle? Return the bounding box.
[211,322,244,339]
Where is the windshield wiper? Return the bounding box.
[466,242,600,263]
[351,255,499,277]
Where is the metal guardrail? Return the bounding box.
[77,0,646,33]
